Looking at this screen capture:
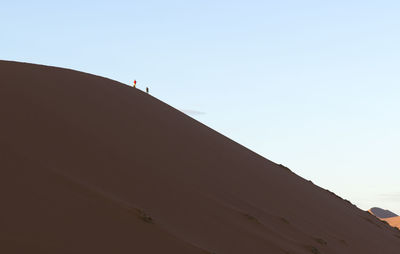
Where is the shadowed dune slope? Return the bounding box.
[1,60,400,254]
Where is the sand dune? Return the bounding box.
[369,207,398,219]
[1,60,400,253]
[369,208,400,230]
[383,217,400,230]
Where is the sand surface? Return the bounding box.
[1,60,400,253]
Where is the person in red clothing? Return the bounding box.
[133,80,137,88]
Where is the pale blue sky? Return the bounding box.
[2,0,399,214]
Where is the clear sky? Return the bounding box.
[2,0,399,214]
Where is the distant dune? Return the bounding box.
[383,217,400,229]
[369,207,399,219]
[1,60,400,253]
[369,207,400,230]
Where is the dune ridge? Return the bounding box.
[1,60,400,253]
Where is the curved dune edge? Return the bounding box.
[1,60,400,254]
